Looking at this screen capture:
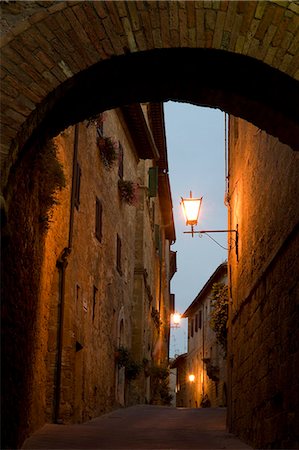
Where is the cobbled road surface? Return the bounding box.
[22,405,252,449]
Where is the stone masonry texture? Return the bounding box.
[1,2,299,449]
[1,106,174,448]
[227,117,299,448]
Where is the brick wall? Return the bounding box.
[1,1,298,188]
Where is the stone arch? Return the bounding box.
[1,1,299,189]
[1,2,299,447]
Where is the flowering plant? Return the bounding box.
[97,136,119,169]
[209,282,228,356]
[115,346,141,380]
[86,112,106,128]
[118,179,139,205]
[151,307,161,328]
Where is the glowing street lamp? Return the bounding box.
[180,191,239,259]
[171,312,181,328]
[188,374,195,382]
[181,191,203,230]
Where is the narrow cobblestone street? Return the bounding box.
[22,405,252,449]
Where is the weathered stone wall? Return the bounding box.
[185,267,227,409]
[44,110,140,424]
[228,118,299,448]
[131,158,173,405]
[1,138,66,448]
[1,104,174,448]
[171,354,187,407]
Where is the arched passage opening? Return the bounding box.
[1,45,299,450]
[2,47,299,190]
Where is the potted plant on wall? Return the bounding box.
[151,307,161,329]
[115,346,141,381]
[86,112,106,129]
[97,135,119,169]
[118,179,139,205]
[209,282,228,356]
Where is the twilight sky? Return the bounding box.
[164,102,228,357]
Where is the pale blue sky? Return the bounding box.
[164,102,228,357]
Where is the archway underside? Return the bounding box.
[1,1,299,190]
[2,48,299,193]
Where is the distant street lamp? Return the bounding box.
[188,374,195,382]
[180,191,239,260]
[171,312,181,328]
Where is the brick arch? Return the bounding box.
[1,1,299,188]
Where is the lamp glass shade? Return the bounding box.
[181,196,202,226]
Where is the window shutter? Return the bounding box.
[74,162,81,209]
[195,314,198,332]
[170,294,175,314]
[198,310,202,329]
[95,197,102,242]
[148,167,158,197]
[154,224,160,251]
[92,286,98,322]
[118,143,123,179]
[116,234,122,274]
[154,224,162,258]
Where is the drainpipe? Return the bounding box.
[226,114,233,432]
[54,247,70,423]
[53,124,79,423]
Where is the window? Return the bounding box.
[154,224,162,258]
[74,162,81,209]
[92,286,98,321]
[191,318,194,338]
[148,166,158,197]
[170,294,175,314]
[195,314,198,333]
[198,310,202,329]
[151,201,155,227]
[118,143,123,179]
[116,234,122,274]
[76,284,80,304]
[95,197,102,242]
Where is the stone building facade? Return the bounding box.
[44,107,143,424]
[181,263,227,409]
[2,102,176,445]
[171,353,187,408]
[227,117,299,448]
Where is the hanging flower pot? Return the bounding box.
[115,346,141,380]
[97,136,119,169]
[86,112,106,129]
[118,179,139,205]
